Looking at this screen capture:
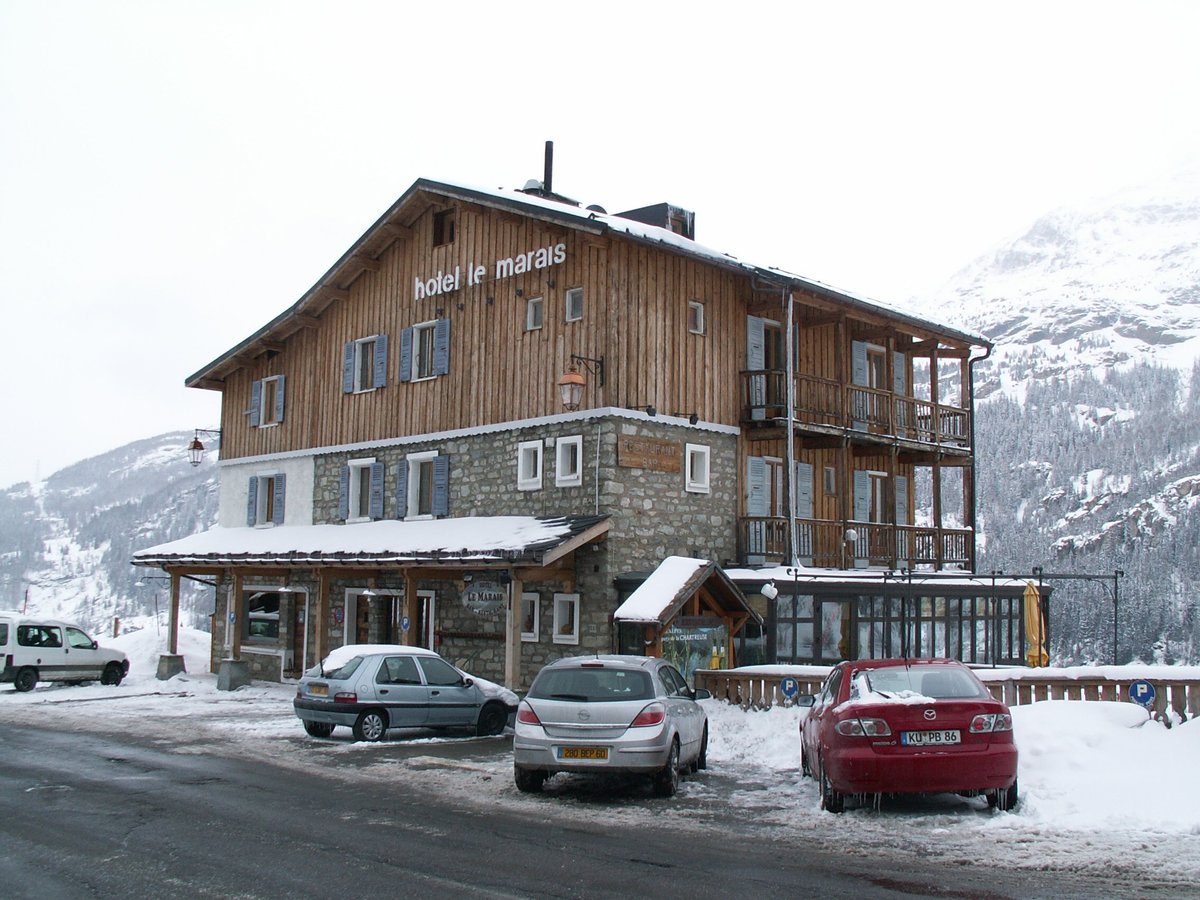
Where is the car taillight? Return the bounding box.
[834,717,892,737]
[333,692,358,704]
[630,702,666,728]
[516,703,542,725]
[969,713,1013,733]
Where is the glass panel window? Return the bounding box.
[413,321,436,380]
[517,440,543,491]
[688,300,705,335]
[433,209,455,246]
[260,376,283,425]
[526,297,543,331]
[355,337,378,391]
[348,458,376,521]
[555,435,582,487]
[245,591,281,640]
[564,287,583,322]
[685,444,710,493]
[520,592,539,642]
[552,592,580,644]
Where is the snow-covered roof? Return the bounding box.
[132,515,608,567]
[726,564,1043,593]
[188,177,990,387]
[612,556,760,626]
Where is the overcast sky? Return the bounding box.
[2,1,1198,489]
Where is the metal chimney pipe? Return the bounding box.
[544,140,553,195]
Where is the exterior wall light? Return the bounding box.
[188,429,222,467]
[559,355,604,411]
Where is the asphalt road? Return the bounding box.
[0,725,1149,900]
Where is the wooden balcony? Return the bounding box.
[742,370,970,448]
[739,517,973,570]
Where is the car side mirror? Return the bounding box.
[794,694,816,707]
[462,676,474,688]
[693,688,712,701]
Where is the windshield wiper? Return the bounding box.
[549,693,590,702]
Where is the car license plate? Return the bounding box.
[309,683,328,697]
[558,746,609,760]
[901,729,961,746]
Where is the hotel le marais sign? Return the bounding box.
[617,435,681,473]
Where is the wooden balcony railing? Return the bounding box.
[740,517,973,570]
[742,370,970,448]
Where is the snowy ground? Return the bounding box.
[3,624,1199,894]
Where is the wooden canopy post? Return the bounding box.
[505,573,523,690]
[168,571,181,656]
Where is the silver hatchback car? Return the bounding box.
[513,655,711,797]
[293,644,518,741]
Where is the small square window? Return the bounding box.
[520,592,539,642]
[526,297,544,331]
[565,287,583,322]
[552,592,580,645]
[355,337,379,392]
[517,440,543,491]
[555,435,583,487]
[433,209,455,247]
[824,466,837,495]
[347,458,377,522]
[401,451,439,519]
[688,300,705,335]
[259,375,284,426]
[685,444,710,493]
[412,321,437,380]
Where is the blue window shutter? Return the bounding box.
[272,474,286,525]
[793,462,814,519]
[432,455,450,517]
[373,334,389,389]
[433,319,451,376]
[398,327,414,382]
[249,380,263,427]
[338,466,350,520]
[746,456,768,517]
[893,352,906,395]
[894,475,909,526]
[342,342,355,393]
[275,375,286,423]
[746,317,765,371]
[394,462,409,519]
[246,477,258,526]
[853,470,871,521]
[851,341,868,386]
[368,462,385,519]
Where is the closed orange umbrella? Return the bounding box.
[1024,581,1048,667]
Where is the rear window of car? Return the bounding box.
[528,666,654,702]
[322,656,365,680]
[856,665,989,700]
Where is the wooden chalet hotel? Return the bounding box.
[135,147,1044,689]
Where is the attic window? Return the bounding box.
[433,210,456,247]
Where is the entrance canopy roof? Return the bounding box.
[614,557,761,626]
[132,515,608,568]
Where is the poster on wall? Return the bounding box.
[662,616,728,683]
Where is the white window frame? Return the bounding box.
[824,465,837,496]
[411,320,437,382]
[552,592,580,645]
[403,450,438,519]
[685,444,711,494]
[564,287,583,322]
[251,473,280,526]
[517,440,543,491]
[347,457,376,523]
[520,592,539,642]
[555,435,583,487]
[526,296,543,331]
[260,375,284,426]
[353,336,380,392]
[688,300,706,335]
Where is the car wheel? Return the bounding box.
[696,725,708,771]
[819,755,844,813]
[303,720,336,738]
[100,663,124,686]
[14,667,37,692]
[653,739,681,798]
[514,765,546,794]
[989,779,1019,811]
[476,702,509,736]
[352,709,388,742]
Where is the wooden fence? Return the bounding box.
[694,668,1200,723]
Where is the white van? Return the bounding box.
[0,611,129,692]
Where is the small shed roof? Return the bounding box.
[613,557,761,626]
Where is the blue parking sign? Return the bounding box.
[1128,679,1156,708]
[780,676,800,699]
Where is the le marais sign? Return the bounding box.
[414,241,568,300]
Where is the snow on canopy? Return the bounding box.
[612,556,759,625]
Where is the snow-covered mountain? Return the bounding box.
[0,432,219,634]
[921,162,1200,664]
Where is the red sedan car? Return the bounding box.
[799,658,1018,813]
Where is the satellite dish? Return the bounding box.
[523,179,543,191]
[586,204,607,214]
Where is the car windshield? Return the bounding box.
[854,665,990,700]
[528,666,654,702]
[321,656,365,680]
